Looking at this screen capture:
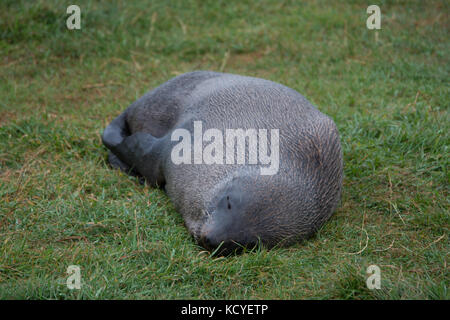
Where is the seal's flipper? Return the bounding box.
[107,151,142,177]
[112,132,165,188]
[102,111,129,150]
[102,110,146,184]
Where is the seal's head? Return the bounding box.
[199,184,255,255]
[197,174,285,256]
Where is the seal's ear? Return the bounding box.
[101,111,130,150]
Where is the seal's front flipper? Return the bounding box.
[113,132,165,188]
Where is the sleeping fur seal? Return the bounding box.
[102,71,343,255]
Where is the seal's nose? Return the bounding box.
[199,232,258,256]
[199,234,243,256]
[199,234,214,251]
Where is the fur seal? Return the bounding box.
[102,71,343,255]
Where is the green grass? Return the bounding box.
[0,0,448,299]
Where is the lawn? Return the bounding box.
[0,0,448,299]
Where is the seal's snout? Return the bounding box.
[198,235,239,255]
[198,187,258,255]
[199,233,253,256]
[199,230,255,256]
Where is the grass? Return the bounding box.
[0,0,448,299]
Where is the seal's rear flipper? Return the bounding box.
[112,132,165,188]
[102,110,164,187]
[102,111,144,184]
[107,151,144,181]
[102,111,129,150]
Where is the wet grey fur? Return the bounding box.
[102,71,343,254]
